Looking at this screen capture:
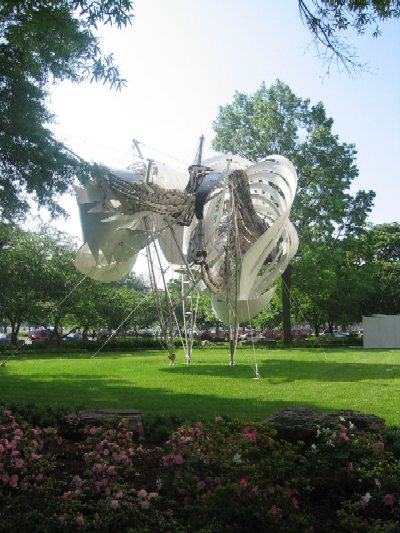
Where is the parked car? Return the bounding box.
[260,329,283,340]
[97,330,112,340]
[0,333,9,343]
[239,330,259,340]
[200,328,228,341]
[28,329,51,342]
[63,332,83,341]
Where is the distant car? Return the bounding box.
[28,329,51,342]
[0,333,25,346]
[239,330,259,340]
[200,329,228,341]
[98,330,112,340]
[63,332,83,341]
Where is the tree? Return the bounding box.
[298,0,400,73]
[292,233,374,333]
[362,223,400,315]
[0,223,79,342]
[0,1,134,220]
[212,80,375,344]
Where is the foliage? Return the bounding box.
[2,410,400,532]
[298,0,400,74]
[0,223,79,340]
[0,223,157,341]
[0,0,134,219]
[362,223,400,315]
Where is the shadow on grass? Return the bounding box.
[158,358,400,383]
[0,371,322,420]
[6,350,165,361]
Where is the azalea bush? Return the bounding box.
[1,409,400,532]
[159,419,313,532]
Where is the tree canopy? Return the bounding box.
[0,0,134,220]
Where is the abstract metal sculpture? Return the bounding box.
[74,139,298,366]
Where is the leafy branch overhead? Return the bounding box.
[0,1,134,220]
[298,0,400,74]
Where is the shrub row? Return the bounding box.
[1,406,400,532]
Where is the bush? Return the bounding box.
[1,410,400,532]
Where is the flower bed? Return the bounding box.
[1,409,400,532]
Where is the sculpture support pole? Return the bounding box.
[282,264,293,347]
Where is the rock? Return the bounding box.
[267,407,385,443]
[63,409,143,437]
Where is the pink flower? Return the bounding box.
[174,454,184,464]
[347,462,353,472]
[93,463,104,474]
[139,499,150,510]
[110,499,119,510]
[14,459,24,468]
[215,416,223,422]
[292,497,299,508]
[107,465,116,476]
[32,428,41,437]
[138,489,148,499]
[89,427,99,435]
[240,478,248,487]
[195,421,203,427]
[197,480,206,490]
[1,474,9,485]
[9,474,18,488]
[115,491,123,499]
[339,432,349,442]
[383,494,394,506]
[13,429,23,438]
[162,455,173,467]
[148,492,158,499]
[242,426,257,443]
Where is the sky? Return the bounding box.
[48,0,400,241]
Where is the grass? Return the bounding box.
[1,346,400,425]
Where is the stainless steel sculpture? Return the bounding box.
[74,139,298,365]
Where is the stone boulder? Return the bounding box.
[63,409,143,438]
[267,407,385,443]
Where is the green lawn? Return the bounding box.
[1,346,400,425]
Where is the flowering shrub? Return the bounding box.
[159,418,313,532]
[1,409,400,532]
[0,410,57,495]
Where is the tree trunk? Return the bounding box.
[281,265,292,347]
[8,316,20,345]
